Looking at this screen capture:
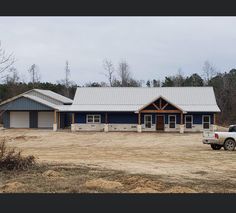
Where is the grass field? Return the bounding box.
[0,129,235,193]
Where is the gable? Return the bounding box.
[141,97,180,112]
[0,97,54,111]
[27,90,63,105]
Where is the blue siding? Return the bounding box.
[75,112,106,123]
[74,111,214,125]
[108,112,137,124]
[185,112,214,124]
[29,111,38,128]
[2,111,10,128]
[59,112,72,128]
[0,97,53,111]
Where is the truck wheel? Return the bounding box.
[211,144,222,150]
[224,139,236,151]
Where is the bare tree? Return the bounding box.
[118,60,131,87]
[5,67,20,84]
[28,64,40,86]
[103,59,114,86]
[0,41,15,80]
[202,61,216,85]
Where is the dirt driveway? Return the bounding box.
[1,129,236,192]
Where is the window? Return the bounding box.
[229,126,236,132]
[203,115,210,129]
[144,115,152,128]
[185,115,193,129]
[86,114,101,123]
[169,115,176,128]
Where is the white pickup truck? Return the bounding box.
[202,125,236,151]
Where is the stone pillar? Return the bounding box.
[53,123,57,131]
[53,110,57,131]
[104,124,109,132]
[180,113,184,133]
[179,124,184,134]
[137,124,142,133]
[71,124,76,132]
[213,125,218,131]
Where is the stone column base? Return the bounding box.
[53,123,57,131]
[213,125,218,131]
[71,124,76,132]
[137,124,142,133]
[104,124,109,132]
[179,124,184,134]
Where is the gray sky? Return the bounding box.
[1,17,236,85]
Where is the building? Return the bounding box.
[0,89,73,130]
[0,87,221,133]
[62,87,220,133]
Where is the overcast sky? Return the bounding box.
[1,17,236,85]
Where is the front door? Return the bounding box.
[156,115,165,131]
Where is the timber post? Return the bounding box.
[104,112,109,132]
[53,110,57,131]
[137,112,142,133]
[179,112,184,134]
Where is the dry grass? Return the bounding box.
[0,138,36,170]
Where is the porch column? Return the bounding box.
[137,112,142,133]
[72,113,75,124]
[213,113,218,131]
[53,110,57,131]
[71,113,76,132]
[104,112,109,132]
[179,112,184,134]
[58,112,60,129]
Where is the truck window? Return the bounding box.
[229,126,236,132]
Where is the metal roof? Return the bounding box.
[71,87,221,112]
[23,94,59,109]
[34,89,73,104]
[0,89,72,110]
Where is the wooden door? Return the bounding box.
[156,115,165,131]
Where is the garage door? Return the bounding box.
[38,112,54,128]
[10,112,29,128]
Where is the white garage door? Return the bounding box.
[10,112,29,128]
[38,112,54,128]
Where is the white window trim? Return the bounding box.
[144,114,152,128]
[202,115,211,129]
[185,115,193,129]
[168,115,176,129]
[86,114,101,124]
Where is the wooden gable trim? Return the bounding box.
[161,102,169,110]
[141,110,181,113]
[137,95,185,113]
[152,103,160,110]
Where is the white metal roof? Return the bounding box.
[34,89,73,104]
[0,89,72,110]
[71,87,220,112]
[23,94,59,110]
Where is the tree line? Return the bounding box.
[0,42,235,125]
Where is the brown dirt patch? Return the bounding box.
[0,181,25,193]
[163,186,197,193]
[42,170,64,179]
[84,178,123,190]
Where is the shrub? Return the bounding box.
[0,138,36,170]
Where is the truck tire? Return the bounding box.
[211,144,222,150]
[224,139,236,151]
